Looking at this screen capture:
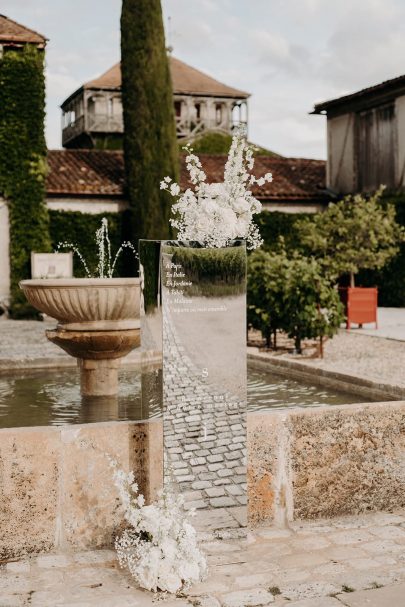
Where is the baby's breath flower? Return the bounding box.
[161,128,272,249]
[112,463,207,594]
[170,183,181,196]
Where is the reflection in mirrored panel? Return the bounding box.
[139,240,164,422]
[140,240,247,536]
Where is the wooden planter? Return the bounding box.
[339,287,378,330]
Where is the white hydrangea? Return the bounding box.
[162,129,272,249]
[110,459,207,594]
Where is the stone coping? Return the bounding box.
[248,349,405,401]
[19,277,140,287]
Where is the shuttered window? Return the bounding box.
[356,104,396,191]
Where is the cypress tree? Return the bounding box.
[120,0,179,246]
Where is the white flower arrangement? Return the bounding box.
[160,129,272,249]
[110,460,207,594]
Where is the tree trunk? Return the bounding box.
[121,0,179,251]
[294,333,302,354]
[265,326,271,349]
[350,272,355,288]
[273,329,277,351]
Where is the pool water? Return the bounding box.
[0,365,370,428]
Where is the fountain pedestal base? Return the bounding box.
[46,328,140,396]
[79,359,120,397]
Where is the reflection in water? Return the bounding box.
[0,367,143,428]
[0,365,369,429]
[248,367,371,409]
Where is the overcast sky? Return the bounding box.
[3,0,405,159]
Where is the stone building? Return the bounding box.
[0,13,46,54]
[61,58,250,149]
[312,75,405,195]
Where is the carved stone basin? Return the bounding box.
[19,278,140,396]
[19,278,140,331]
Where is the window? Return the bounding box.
[216,104,222,125]
[174,101,182,117]
[357,104,396,191]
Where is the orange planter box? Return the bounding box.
[339,287,378,330]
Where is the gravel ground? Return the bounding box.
[298,331,405,389]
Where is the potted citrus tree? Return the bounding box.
[298,188,404,329]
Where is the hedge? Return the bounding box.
[255,210,313,252]
[358,193,405,306]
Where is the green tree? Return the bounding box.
[247,248,289,348]
[0,46,50,318]
[298,189,403,287]
[120,0,179,248]
[247,249,343,354]
[283,254,343,354]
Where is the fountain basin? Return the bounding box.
[20,278,141,396]
[19,278,140,331]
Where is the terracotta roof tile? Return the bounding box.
[0,14,46,46]
[47,149,326,202]
[47,150,125,196]
[84,57,249,98]
[185,155,327,201]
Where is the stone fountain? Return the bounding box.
[19,219,140,397]
[20,277,140,396]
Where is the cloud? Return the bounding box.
[45,70,80,100]
[251,29,311,77]
[318,0,405,90]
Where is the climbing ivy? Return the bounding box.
[0,46,51,318]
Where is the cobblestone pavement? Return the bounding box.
[1,509,405,606]
[162,302,247,530]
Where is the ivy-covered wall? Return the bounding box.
[49,210,137,278]
[0,46,51,318]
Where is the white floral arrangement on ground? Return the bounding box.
[110,459,207,594]
[160,129,272,249]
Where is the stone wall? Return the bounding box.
[0,420,162,561]
[248,402,405,526]
[1,402,404,560]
